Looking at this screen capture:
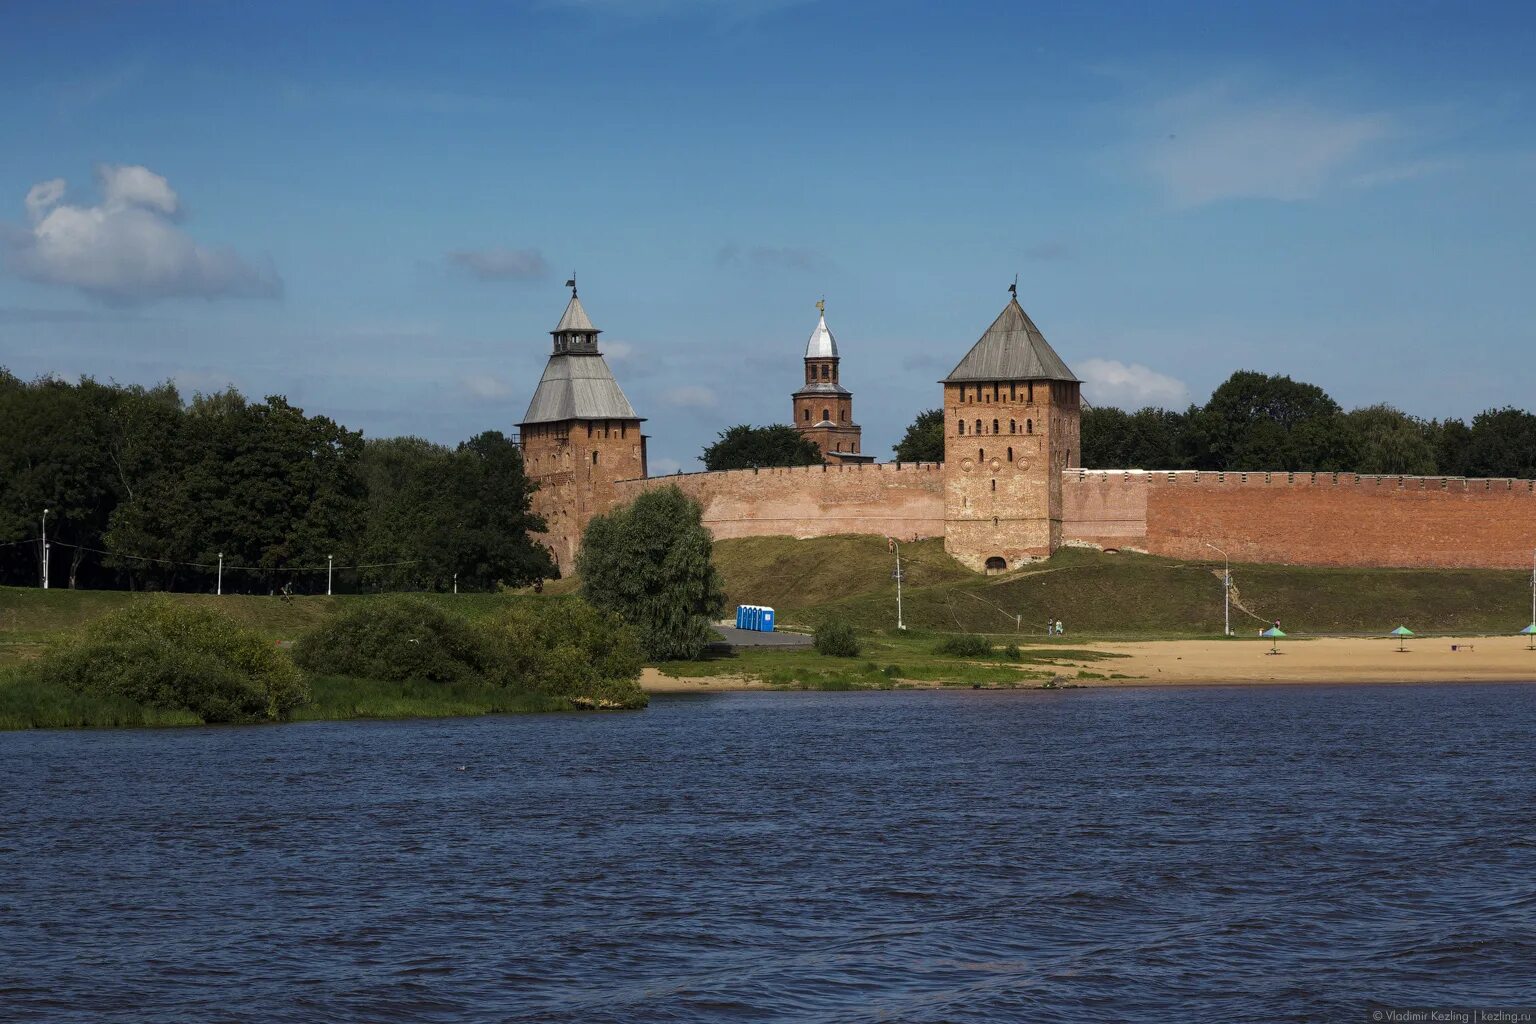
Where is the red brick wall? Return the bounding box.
[1064,470,1536,569]
[613,463,946,541]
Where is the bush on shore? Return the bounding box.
[478,600,647,708]
[292,595,488,683]
[814,620,861,658]
[933,634,993,657]
[31,599,308,723]
[295,595,647,709]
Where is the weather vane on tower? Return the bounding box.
[565,273,577,298]
[1009,274,1018,299]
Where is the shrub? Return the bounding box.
[814,620,861,658]
[1004,643,1022,661]
[933,634,993,657]
[34,599,308,723]
[293,595,492,683]
[577,486,726,661]
[476,599,646,708]
[882,665,902,678]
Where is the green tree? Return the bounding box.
[1344,405,1438,475]
[357,432,553,591]
[1186,371,1346,471]
[702,424,822,470]
[892,409,945,463]
[1081,406,1190,469]
[1462,408,1536,478]
[577,485,726,660]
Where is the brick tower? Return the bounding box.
[792,300,872,464]
[942,284,1081,573]
[518,281,647,575]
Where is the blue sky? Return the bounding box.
[2,0,1534,472]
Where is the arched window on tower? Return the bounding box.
[993,384,1000,401]
[992,419,999,434]
[1028,382,1035,403]
[1026,419,1033,434]
[821,365,830,380]
[979,448,985,460]
[975,418,983,434]
[592,451,599,465]
[1010,383,1017,400]
[822,408,830,422]
[803,409,810,422]
[1010,419,1016,433]
[1007,447,1014,461]
[958,420,966,435]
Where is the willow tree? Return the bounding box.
[576,485,725,660]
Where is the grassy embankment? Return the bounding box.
[0,591,628,729]
[5,536,1534,711]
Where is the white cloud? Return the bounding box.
[446,247,548,282]
[661,385,717,407]
[1146,87,1392,206]
[462,374,516,399]
[648,456,684,475]
[1078,358,1190,410]
[5,164,281,304]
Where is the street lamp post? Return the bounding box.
[327,554,334,597]
[453,572,458,595]
[1205,542,1230,637]
[889,538,906,631]
[40,508,49,590]
[217,553,223,596]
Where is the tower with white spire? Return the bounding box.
[518,280,647,574]
[791,300,871,464]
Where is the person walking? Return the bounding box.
[1056,619,1065,637]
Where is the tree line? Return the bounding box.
[0,370,553,592]
[893,370,1536,478]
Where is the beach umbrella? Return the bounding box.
[1521,623,1536,650]
[1390,625,1415,652]
[1261,625,1286,654]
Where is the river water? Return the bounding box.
[2,685,1534,1023]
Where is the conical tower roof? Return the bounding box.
[521,289,641,426]
[805,312,838,359]
[943,295,1078,383]
[553,293,597,334]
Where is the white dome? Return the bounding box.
[804,313,838,359]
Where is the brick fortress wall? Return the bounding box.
[1063,470,1536,569]
[612,462,946,541]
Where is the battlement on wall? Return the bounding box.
[1064,467,1536,569]
[614,461,942,487]
[1071,468,1536,493]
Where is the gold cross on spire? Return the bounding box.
[815,298,825,314]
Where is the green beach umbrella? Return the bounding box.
[1390,625,1415,652]
[1521,623,1536,650]
[1261,625,1286,654]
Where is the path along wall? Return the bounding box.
[1064,470,1536,569]
[612,463,945,541]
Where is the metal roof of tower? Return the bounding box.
[520,288,642,426]
[805,312,838,359]
[943,292,1078,383]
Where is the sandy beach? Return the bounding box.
[641,635,1536,691]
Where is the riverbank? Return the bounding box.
[643,635,1536,691]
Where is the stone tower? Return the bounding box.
[518,283,647,575]
[941,286,1081,573]
[792,301,871,464]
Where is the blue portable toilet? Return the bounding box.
[735,605,746,629]
[748,606,761,631]
[761,607,775,632]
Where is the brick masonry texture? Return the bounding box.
[1063,470,1536,569]
[613,463,946,542]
